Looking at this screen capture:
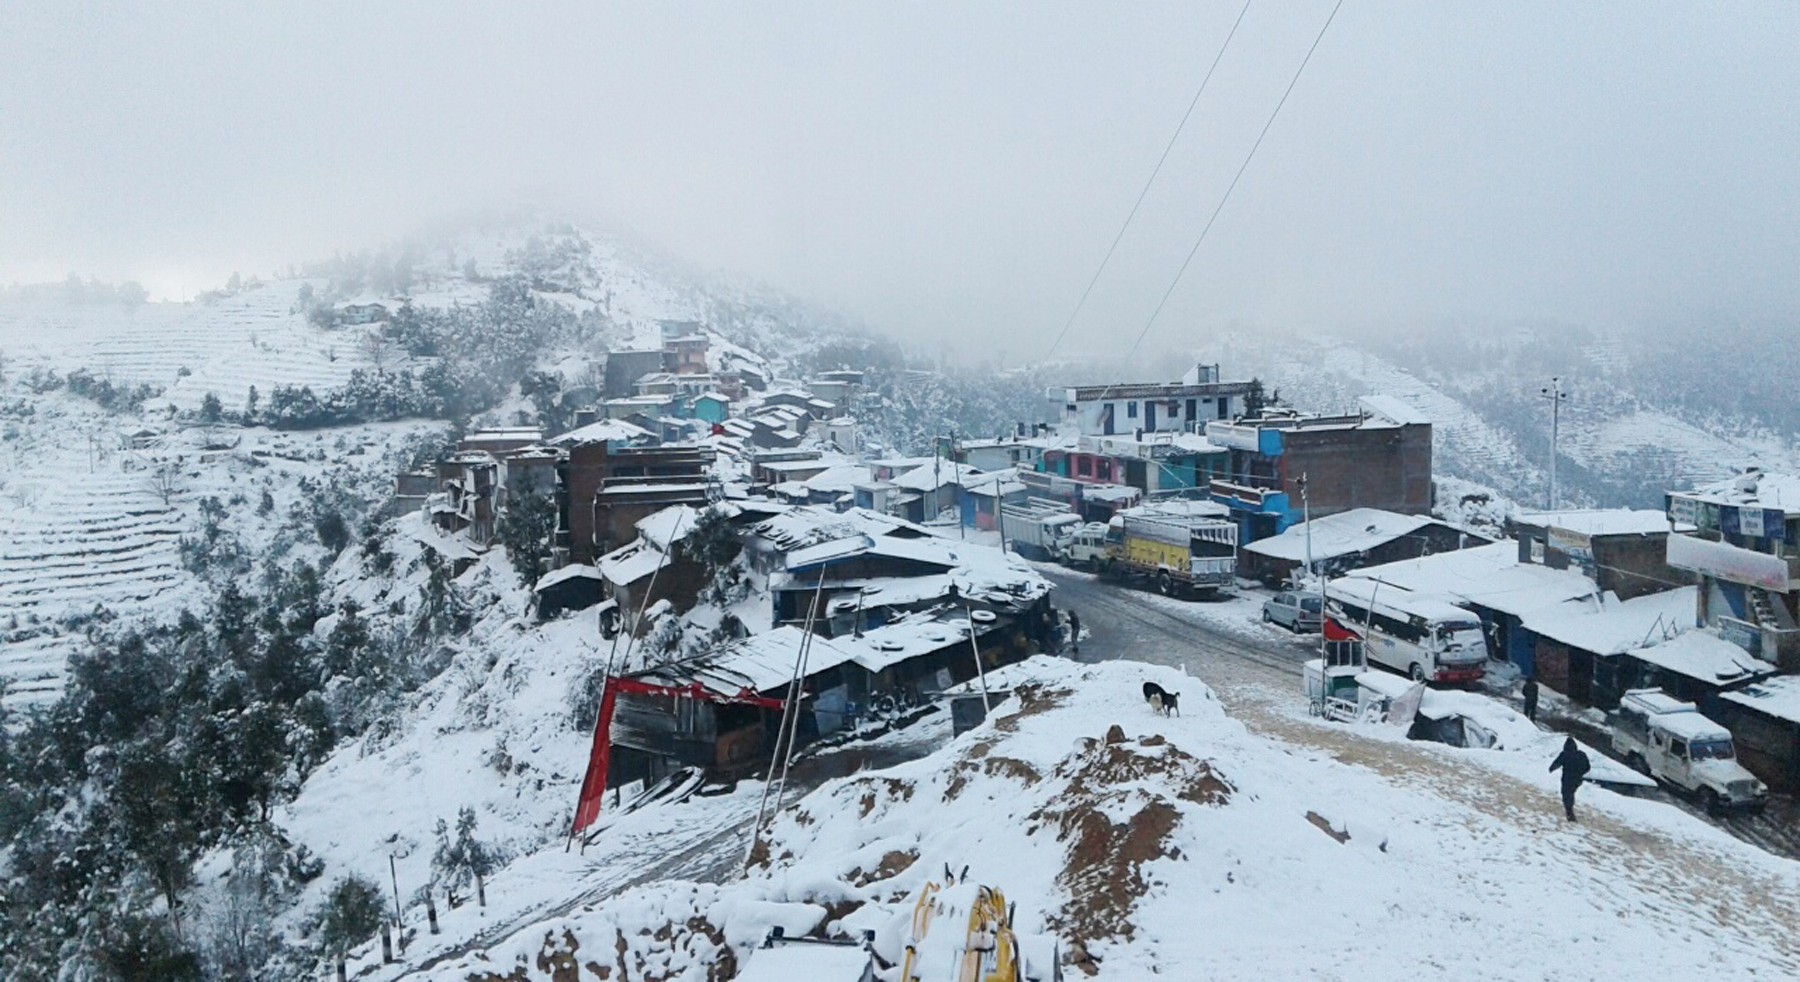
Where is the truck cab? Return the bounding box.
[1609,688,1766,813]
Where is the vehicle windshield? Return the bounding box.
[1438,624,1485,650]
[1690,739,1735,761]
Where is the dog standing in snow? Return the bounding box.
[1142,681,1181,717]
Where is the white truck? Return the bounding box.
[1609,688,1766,813]
[1000,499,1084,562]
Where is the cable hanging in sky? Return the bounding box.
[1115,0,1344,367]
[1040,0,1254,363]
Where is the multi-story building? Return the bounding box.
[1053,363,1254,437]
[1665,469,1800,669]
[1201,399,1432,544]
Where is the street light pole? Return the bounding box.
[1541,377,1567,510]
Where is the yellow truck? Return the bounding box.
[1099,507,1238,599]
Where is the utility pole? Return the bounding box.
[1301,473,1326,669]
[1541,377,1567,510]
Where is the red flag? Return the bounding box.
[571,679,621,835]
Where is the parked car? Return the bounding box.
[1262,591,1323,632]
[1609,688,1766,813]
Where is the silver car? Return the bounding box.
[1262,591,1323,632]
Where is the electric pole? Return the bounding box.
[1540,377,1567,510]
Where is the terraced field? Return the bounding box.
[0,469,186,703]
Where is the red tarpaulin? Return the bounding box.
[1323,617,1363,642]
[570,677,787,837]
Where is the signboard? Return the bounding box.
[1668,495,1698,528]
[1738,506,1765,538]
[1718,618,1764,658]
[1547,526,1593,562]
[1666,534,1791,592]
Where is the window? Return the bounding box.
[1127,401,1138,419]
[1670,739,1688,759]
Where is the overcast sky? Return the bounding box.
[3,2,1797,353]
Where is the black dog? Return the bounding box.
[1142,681,1181,717]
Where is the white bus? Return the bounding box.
[1325,578,1487,684]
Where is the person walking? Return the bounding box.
[1067,609,1081,656]
[1522,676,1540,723]
[1548,737,1591,821]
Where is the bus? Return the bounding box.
[1325,578,1487,684]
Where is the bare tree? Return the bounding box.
[358,330,394,371]
[146,459,183,508]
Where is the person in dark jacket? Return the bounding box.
[1067,609,1081,656]
[1522,677,1540,723]
[1548,737,1591,821]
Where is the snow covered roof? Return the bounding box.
[533,563,603,592]
[1244,508,1442,563]
[1616,630,1775,685]
[548,419,652,447]
[890,460,984,491]
[1522,587,1696,655]
[1721,674,1800,725]
[1346,541,1599,618]
[642,627,859,697]
[1516,509,1675,536]
[1083,484,1142,504]
[751,506,933,551]
[1675,471,1800,517]
[636,504,701,550]
[1358,395,1430,426]
[735,942,870,981]
[598,540,670,586]
[1124,498,1232,521]
[802,463,870,494]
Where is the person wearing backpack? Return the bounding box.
[1549,737,1591,821]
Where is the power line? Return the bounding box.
[1041,0,1255,363]
[1116,0,1344,368]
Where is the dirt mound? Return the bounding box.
[1031,731,1234,974]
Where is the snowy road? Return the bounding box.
[1044,566,1800,863]
[1044,566,1800,969]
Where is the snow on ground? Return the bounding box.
[362,656,1800,980]
[0,384,439,709]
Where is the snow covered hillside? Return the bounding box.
[0,221,850,709]
[351,657,1800,981]
[1189,329,1798,509]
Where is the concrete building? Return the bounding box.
[1203,399,1433,544]
[1054,363,1254,437]
[1665,470,1800,670]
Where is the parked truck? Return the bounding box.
[1096,509,1238,599]
[1609,688,1766,813]
[1000,499,1084,562]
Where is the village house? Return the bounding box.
[1512,509,1689,602]
[338,302,389,325]
[1241,507,1489,586]
[597,505,712,635]
[602,348,669,399]
[806,369,864,405]
[1664,469,1800,670]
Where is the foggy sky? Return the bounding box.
[3,2,1797,353]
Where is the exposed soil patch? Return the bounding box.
[993,683,1073,733]
[854,775,916,818]
[1032,730,1234,972]
[848,848,920,888]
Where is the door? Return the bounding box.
[1145,401,1157,430]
